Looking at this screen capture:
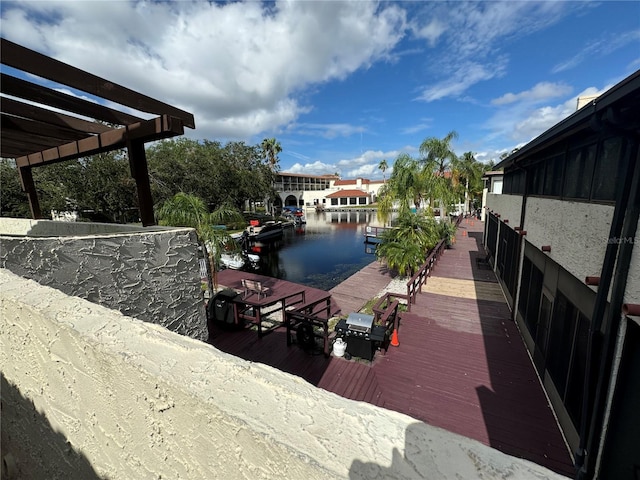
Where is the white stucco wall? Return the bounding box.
[486,193,523,227]
[524,198,614,283]
[623,241,640,305]
[0,270,568,480]
[0,217,167,236]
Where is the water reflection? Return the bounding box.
[246,210,384,290]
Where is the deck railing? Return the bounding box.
[364,225,392,240]
[285,294,333,357]
[405,238,446,311]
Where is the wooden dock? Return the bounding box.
[209,219,574,476]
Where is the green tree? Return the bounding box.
[452,151,483,214]
[75,150,138,222]
[157,192,244,292]
[378,158,388,183]
[260,137,282,171]
[0,159,30,218]
[419,131,460,217]
[377,153,434,220]
[147,138,275,213]
[376,212,440,276]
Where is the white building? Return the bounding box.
[273,173,385,211]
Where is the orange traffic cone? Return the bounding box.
[471,220,475,227]
[390,329,400,347]
[462,229,467,237]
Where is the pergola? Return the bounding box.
[0,38,195,226]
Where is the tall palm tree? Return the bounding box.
[260,138,282,170]
[378,158,388,183]
[419,130,459,173]
[453,151,482,214]
[419,131,459,217]
[157,192,244,293]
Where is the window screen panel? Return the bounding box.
[592,137,623,201]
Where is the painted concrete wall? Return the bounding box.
[0,270,568,480]
[0,220,206,340]
[623,240,640,305]
[486,193,523,227]
[524,198,614,285]
[0,217,168,236]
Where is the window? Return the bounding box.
[564,144,596,199]
[543,154,563,196]
[331,198,338,206]
[565,314,591,426]
[530,162,545,195]
[547,291,577,398]
[518,255,544,339]
[358,197,367,205]
[592,136,623,201]
[486,213,499,257]
[349,197,357,205]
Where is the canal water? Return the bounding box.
[248,210,385,290]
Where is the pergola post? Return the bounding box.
[127,139,156,227]
[19,165,43,219]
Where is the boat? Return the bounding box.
[246,221,284,242]
[220,253,245,270]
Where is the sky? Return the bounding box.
[1,1,639,179]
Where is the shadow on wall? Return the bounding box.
[0,374,102,480]
[347,422,561,479]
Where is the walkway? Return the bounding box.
[210,219,574,477]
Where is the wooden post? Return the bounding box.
[127,139,156,227]
[19,165,42,219]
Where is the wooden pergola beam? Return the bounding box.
[2,73,145,126]
[1,38,195,128]
[15,114,184,168]
[2,97,113,134]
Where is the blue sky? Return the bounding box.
[2,1,639,178]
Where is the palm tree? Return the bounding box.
[376,212,440,276]
[419,131,459,217]
[260,138,282,170]
[157,192,244,293]
[453,151,482,215]
[378,158,388,183]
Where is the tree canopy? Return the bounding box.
[1,137,278,222]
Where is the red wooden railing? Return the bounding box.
[404,238,446,311]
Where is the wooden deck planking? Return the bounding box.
[208,220,574,476]
[328,260,394,314]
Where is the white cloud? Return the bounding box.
[484,85,613,145]
[295,123,367,140]
[401,119,434,135]
[288,161,337,176]
[413,1,573,102]
[1,1,406,142]
[286,147,412,180]
[412,19,445,46]
[552,29,640,73]
[492,82,573,106]
[417,59,507,102]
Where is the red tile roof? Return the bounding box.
[326,189,369,198]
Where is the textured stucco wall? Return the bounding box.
[0,270,568,480]
[0,217,168,237]
[523,198,614,284]
[486,193,523,227]
[0,225,206,340]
